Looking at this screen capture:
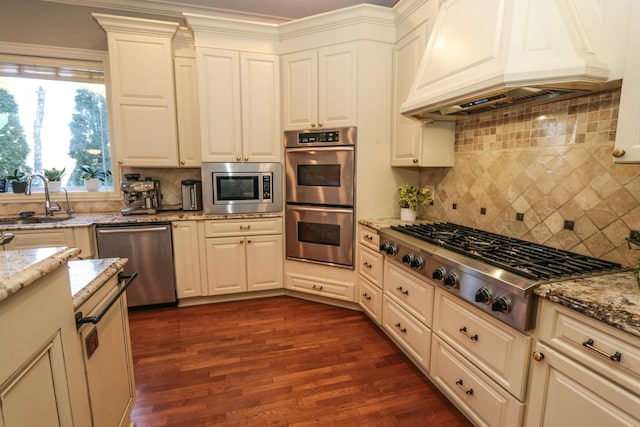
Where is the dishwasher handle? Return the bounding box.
[75,272,138,328]
[96,225,169,234]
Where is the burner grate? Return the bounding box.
[391,222,624,281]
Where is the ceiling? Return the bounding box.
[44,0,399,21]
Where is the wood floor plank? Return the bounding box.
[128,296,472,426]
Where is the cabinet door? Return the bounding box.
[105,28,180,167]
[391,24,428,166]
[206,236,246,295]
[197,48,242,162]
[318,42,357,129]
[246,234,283,291]
[526,341,640,426]
[174,56,202,167]
[241,52,281,162]
[172,221,202,299]
[281,50,318,130]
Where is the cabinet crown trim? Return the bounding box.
[93,13,179,37]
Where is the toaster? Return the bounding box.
[181,180,203,211]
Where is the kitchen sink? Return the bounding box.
[0,216,73,225]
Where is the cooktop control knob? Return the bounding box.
[401,253,414,264]
[410,257,424,269]
[380,242,397,255]
[379,242,390,252]
[432,267,446,281]
[443,273,459,288]
[491,296,512,314]
[475,288,492,304]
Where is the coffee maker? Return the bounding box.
[120,177,160,215]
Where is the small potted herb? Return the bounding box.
[398,182,433,221]
[78,165,111,192]
[8,169,28,194]
[44,167,66,191]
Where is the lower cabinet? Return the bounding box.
[75,271,136,427]
[204,218,283,295]
[0,226,97,258]
[357,225,383,322]
[172,221,204,299]
[383,297,431,370]
[526,299,640,426]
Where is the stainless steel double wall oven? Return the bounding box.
[284,127,356,268]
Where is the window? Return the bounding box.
[0,54,112,192]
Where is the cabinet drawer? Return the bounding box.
[537,299,640,393]
[204,218,283,237]
[384,261,434,327]
[383,298,431,370]
[358,225,380,251]
[431,336,524,427]
[358,275,382,324]
[358,245,383,287]
[286,274,354,302]
[433,288,531,400]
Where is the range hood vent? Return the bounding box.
[401,0,618,121]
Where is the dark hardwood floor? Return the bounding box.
[128,296,472,426]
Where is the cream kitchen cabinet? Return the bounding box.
[204,218,283,295]
[93,14,181,168]
[526,299,640,426]
[0,226,97,258]
[281,42,357,131]
[172,221,204,299]
[196,48,281,163]
[357,225,384,323]
[613,0,640,163]
[173,28,202,167]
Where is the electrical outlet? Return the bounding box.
[630,230,640,242]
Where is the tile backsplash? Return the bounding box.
[420,88,640,266]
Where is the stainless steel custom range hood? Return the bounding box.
[401,0,625,120]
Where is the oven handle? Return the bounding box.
[285,146,354,153]
[286,205,353,214]
[75,272,138,328]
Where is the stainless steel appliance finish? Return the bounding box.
[285,204,354,268]
[181,180,202,211]
[284,127,356,207]
[201,162,282,215]
[284,127,356,268]
[96,223,177,308]
[378,223,625,331]
[120,179,161,215]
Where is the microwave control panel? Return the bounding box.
[297,131,340,143]
[262,175,272,200]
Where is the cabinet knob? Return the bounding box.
[173,223,178,228]
[236,156,241,161]
[310,122,316,128]
[180,160,185,165]
[118,160,123,165]
[532,351,545,362]
[412,159,418,164]
[247,239,252,244]
[318,122,323,128]
[244,157,249,161]
[612,147,626,158]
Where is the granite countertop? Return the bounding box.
[359,218,431,230]
[535,272,640,338]
[0,246,81,303]
[0,211,283,230]
[69,257,128,310]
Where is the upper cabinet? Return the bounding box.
[93,14,181,167]
[185,14,281,163]
[614,0,640,163]
[282,42,357,131]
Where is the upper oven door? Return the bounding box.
[285,146,355,206]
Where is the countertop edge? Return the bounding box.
[0,247,81,303]
[70,257,128,310]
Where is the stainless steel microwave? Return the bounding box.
[201,162,282,214]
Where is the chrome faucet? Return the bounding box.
[25,173,61,216]
[56,187,74,216]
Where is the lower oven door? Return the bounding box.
[285,204,354,268]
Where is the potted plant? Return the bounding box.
[43,167,66,192]
[8,169,28,194]
[398,182,433,221]
[78,165,111,192]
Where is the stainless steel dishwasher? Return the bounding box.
[96,223,177,308]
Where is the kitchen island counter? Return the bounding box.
[69,257,128,310]
[0,246,80,303]
[535,272,640,338]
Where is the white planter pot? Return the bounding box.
[400,207,416,221]
[85,178,100,192]
[48,181,61,192]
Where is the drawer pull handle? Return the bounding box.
[364,234,373,241]
[239,225,251,230]
[312,284,323,290]
[582,338,622,362]
[363,261,372,268]
[459,326,478,341]
[394,323,407,333]
[455,379,473,395]
[362,293,371,301]
[396,286,409,296]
